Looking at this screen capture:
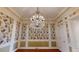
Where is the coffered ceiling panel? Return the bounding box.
[11,7,65,20]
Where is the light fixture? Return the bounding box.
[30,7,45,29]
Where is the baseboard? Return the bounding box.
[16,49,61,52]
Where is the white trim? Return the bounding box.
[9,20,16,52]
[18,47,58,49]
[26,25,29,47]
[19,39,56,41]
[18,22,22,48]
[54,8,69,21]
[48,23,51,48]
[27,40,49,41]
[6,8,21,18]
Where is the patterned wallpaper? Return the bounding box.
[0,12,14,45]
[21,22,56,40]
[28,23,49,40]
[15,21,21,40]
[50,24,56,40]
[21,22,27,40]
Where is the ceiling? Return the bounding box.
[11,7,65,20]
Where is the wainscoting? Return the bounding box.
[16,49,60,52]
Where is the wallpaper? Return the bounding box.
[15,21,21,40]
[21,22,56,40]
[28,23,49,40]
[50,24,56,40]
[21,22,27,40]
[0,12,14,45]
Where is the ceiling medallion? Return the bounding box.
[30,7,45,29]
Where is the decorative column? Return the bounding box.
[48,23,51,48]
[26,25,29,48]
[9,20,16,52]
[18,22,22,49]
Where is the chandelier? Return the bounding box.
[30,7,45,29]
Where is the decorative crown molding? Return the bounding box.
[5,7,21,18]
[53,7,70,22]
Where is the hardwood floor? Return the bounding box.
[16,49,60,52]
